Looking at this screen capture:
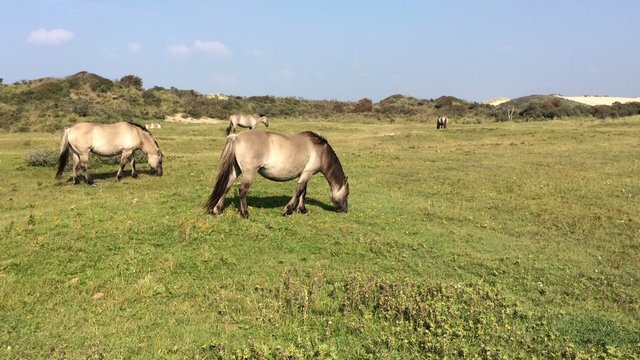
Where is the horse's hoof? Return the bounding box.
[73,179,80,185]
[298,208,309,215]
[132,173,138,179]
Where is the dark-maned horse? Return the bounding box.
[226,114,269,135]
[437,116,449,129]
[56,121,163,185]
[205,131,349,218]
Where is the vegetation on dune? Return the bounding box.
[3,72,640,132]
[1,118,639,358]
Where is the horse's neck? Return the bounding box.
[140,133,158,154]
[321,151,346,189]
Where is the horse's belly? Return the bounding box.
[258,166,300,182]
[90,145,122,157]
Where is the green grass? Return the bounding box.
[1,117,639,358]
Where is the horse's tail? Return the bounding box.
[55,128,70,179]
[226,115,235,135]
[205,135,238,213]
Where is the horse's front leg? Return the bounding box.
[296,185,308,214]
[130,157,138,178]
[116,150,133,180]
[284,182,306,216]
[285,173,312,216]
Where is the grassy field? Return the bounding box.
[1,117,639,358]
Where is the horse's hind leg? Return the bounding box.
[79,154,93,185]
[71,153,81,184]
[238,171,256,218]
[212,166,239,215]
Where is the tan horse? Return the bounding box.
[56,122,163,185]
[205,131,349,217]
[437,116,449,129]
[226,114,269,135]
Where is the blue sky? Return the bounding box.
[1,0,639,102]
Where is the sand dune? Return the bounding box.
[484,97,511,106]
[555,95,640,106]
[164,113,224,124]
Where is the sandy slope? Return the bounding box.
[164,113,224,124]
[484,97,511,106]
[555,95,640,106]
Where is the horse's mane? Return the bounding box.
[299,131,346,186]
[299,131,328,145]
[127,121,152,134]
[127,121,160,150]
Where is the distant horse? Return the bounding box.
[226,114,269,135]
[437,116,449,129]
[56,122,163,185]
[205,131,349,218]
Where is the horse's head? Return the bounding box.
[259,114,269,127]
[148,150,163,176]
[330,178,349,213]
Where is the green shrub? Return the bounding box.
[25,149,59,167]
[26,149,148,167]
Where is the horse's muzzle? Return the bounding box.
[156,168,163,176]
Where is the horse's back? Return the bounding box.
[230,114,260,127]
[67,122,142,155]
[233,131,318,181]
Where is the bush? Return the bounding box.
[354,98,373,113]
[119,75,143,89]
[25,149,59,167]
[26,149,148,167]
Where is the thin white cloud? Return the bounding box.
[244,47,265,58]
[128,42,142,53]
[194,40,231,57]
[101,47,118,59]
[214,73,239,88]
[273,68,295,84]
[27,28,75,46]
[167,44,190,56]
[253,49,265,58]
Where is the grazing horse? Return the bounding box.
[56,122,163,185]
[205,131,349,218]
[437,116,449,129]
[226,114,269,135]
